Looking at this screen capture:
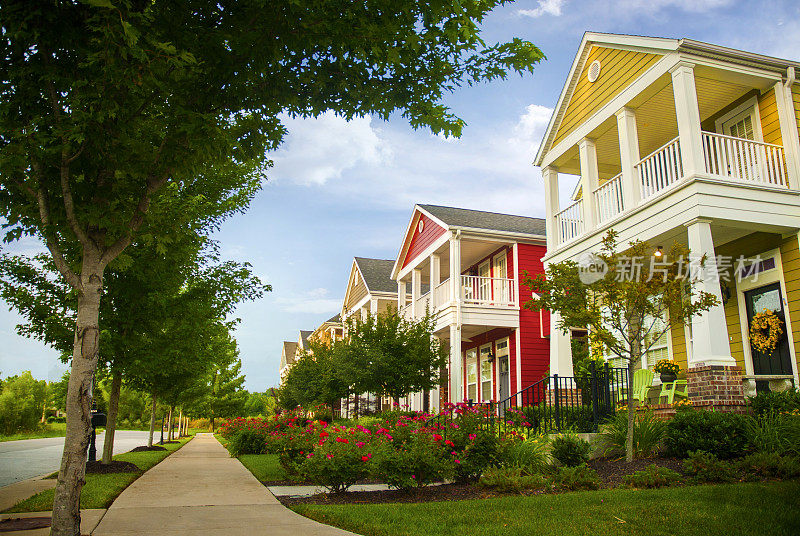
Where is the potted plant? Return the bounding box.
[654,359,680,383]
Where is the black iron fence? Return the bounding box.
[428,363,629,438]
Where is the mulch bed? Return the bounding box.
[279,483,486,506]
[264,477,383,487]
[0,517,51,532]
[129,445,167,452]
[588,457,687,488]
[85,460,140,474]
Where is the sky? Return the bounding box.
[2,0,799,390]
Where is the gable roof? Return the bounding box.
[418,204,546,236]
[299,330,313,349]
[535,31,800,167]
[282,341,298,365]
[325,313,341,324]
[353,257,397,294]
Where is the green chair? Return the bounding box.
[620,369,655,404]
[659,379,688,404]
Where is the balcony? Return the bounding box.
[553,132,789,246]
[401,275,517,321]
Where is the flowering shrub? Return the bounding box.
[371,431,452,490]
[228,430,267,456]
[653,359,680,375]
[300,428,374,492]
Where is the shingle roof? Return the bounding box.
[299,330,313,348]
[325,313,341,324]
[354,257,397,294]
[418,204,546,236]
[282,341,298,364]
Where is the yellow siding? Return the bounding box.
[780,234,800,374]
[792,84,800,140]
[725,279,746,370]
[554,46,661,146]
[758,88,783,146]
[669,323,688,373]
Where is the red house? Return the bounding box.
[390,204,550,412]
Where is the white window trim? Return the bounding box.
[495,337,510,401]
[465,349,478,402]
[479,343,493,402]
[735,247,799,384]
[714,96,764,142]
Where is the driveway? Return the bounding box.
[0,430,152,488]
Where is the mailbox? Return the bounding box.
[91,411,106,428]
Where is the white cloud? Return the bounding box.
[616,0,734,13]
[271,111,391,186]
[275,287,343,314]
[517,0,565,18]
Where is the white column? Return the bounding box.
[616,107,642,208]
[549,311,574,376]
[670,62,705,177]
[411,268,422,318]
[774,80,800,189]
[449,323,462,404]
[397,280,407,311]
[578,138,600,230]
[542,166,559,248]
[449,234,461,305]
[370,298,378,315]
[685,219,736,367]
[429,254,441,288]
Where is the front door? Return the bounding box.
[493,254,508,304]
[497,338,510,402]
[477,261,491,302]
[744,282,793,391]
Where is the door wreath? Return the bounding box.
[749,310,783,354]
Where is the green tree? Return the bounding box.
[0,3,542,531]
[523,230,718,462]
[279,339,350,411]
[0,371,48,435]
[343,310,448,406]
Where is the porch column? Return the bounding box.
[542,166,559,248]
[370,298,378,315]
[616,107,642,208]
[397,280,407,311]
[430,253,441,306]
[411,268,422,319]
[774,80,800,189]
[578,137,600,230]
[670,62,705,177]
[449,324,462,404]
[449,233,461,306]
[549,311,574,376]
[685,219,736,367]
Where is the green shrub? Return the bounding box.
[738,452,800,479]
[550,434,591,467]
[745,413,800,456]
[0,372,47,435]
[228,429,267,456]
[601,410,665,458]
[665,409,749,459]
[622,465,682,488]
[748,389,800,418]
[452,430,500,482]
[300,434,371,493]
[478,467,552,493]
[371,434,451,490]
[554,465,600,491]
[499,435,550,475]
[683,451,736,483]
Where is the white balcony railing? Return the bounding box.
[702,131,787,188]
[433,279,451,308]
[415,291,431,314]
[554,199,584,245]
[636,136,683,200]
[593,173,624,224]
[461,275,516,307]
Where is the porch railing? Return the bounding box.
[593,173,624,224]
[433,279,451,308]
[636,136,683,200]
[702,131,787,187]
[554,199,584,245]
[461,275,516,306]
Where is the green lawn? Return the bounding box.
[4,435,193,513]
[238,453,287,482]
[0,423,67,442]
[293,481,800,536]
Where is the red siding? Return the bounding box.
[516,243,550,390]
[460,328,515,403]
[402,214,446,268]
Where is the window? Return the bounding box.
[643,312,670,369]
[466,349,478,402]
[480,344,493,401]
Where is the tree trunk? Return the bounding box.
[167,406,173,441]
[625,364,635,462]
[101,372,122,465]
[177,409,183,438]
[423,390,430,414]
[353,394,359,419]
[210,412,215,433]
[51,256,104,536]
[147,393,157,448]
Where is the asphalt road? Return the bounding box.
[0,430,152,488]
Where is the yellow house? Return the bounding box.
[536,33,800,402]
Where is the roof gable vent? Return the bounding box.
[587,60,602,83]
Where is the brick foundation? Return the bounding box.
[546,388,583,407]
[686,365,747,413]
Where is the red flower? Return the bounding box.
[319,431,329,438]
[335,437,349,443]
[361,455,369,462]
[433,434,443,441]
[445,440,454,447]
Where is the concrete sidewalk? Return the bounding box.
[92,433,358,536]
